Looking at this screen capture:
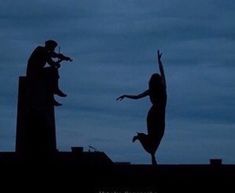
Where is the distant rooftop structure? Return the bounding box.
[210,158,222,166]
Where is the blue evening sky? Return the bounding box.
[0,0,235,164]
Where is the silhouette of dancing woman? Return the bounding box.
[117,50,167,165]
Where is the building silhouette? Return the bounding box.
[0,76,234,192]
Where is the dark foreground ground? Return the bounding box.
[0,152,234,193]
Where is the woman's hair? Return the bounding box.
[149,73,162,89]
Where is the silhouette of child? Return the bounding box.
[117,50,167,165]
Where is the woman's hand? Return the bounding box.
[116,95,125,101]
[157,50,162,62]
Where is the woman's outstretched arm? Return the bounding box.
[116,90,149,101]
[157,50,166,88]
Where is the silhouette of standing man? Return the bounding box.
[26,40,72,106]
[117,50,167,165]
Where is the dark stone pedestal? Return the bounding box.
[15,76,57,159]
